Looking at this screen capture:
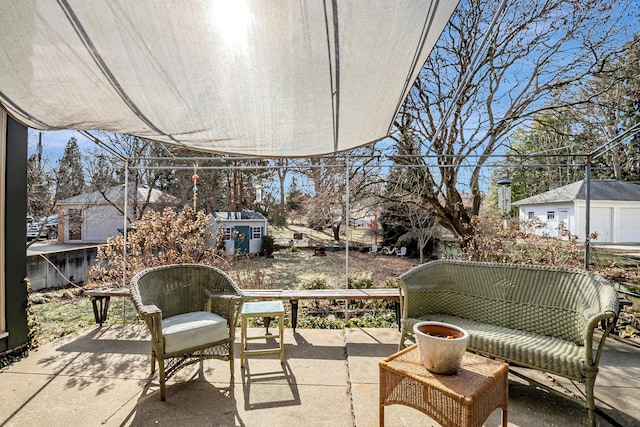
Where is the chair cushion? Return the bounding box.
[162,311,229,354]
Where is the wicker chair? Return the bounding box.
[130,264,242,401]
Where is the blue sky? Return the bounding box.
[27,128,94,169]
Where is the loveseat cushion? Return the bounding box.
[162,311,229,354]
[408,314,585,379]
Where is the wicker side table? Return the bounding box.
[379,345,508,427]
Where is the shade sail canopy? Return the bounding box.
[0,1,457,157]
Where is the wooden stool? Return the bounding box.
[240,300,285,367]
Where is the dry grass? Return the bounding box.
[30,248,413,344]
[226,247,413,290]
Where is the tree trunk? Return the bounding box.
[332,223,341,241]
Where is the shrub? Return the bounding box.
[299,275,329,290]
[261,235,275,256]
[345,312,397,328]
[297,314,343,329]
[348,272,373,289]
[286,245,300,253]
[383,277,402,289]
[460,215,584,267]
[88,206,225,286]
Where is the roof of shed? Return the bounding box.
[513,179,640,205]
[57,183,180,205]
[214,211,267,221]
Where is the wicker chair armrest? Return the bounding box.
[208,293,242,339]
[135,305,163,345]
[137,304,162,316]
[207,293,242,317]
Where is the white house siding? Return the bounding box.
[62,204,126,243]
[82,206,124,243]
[519,203,574,239]
[515,180,640,244]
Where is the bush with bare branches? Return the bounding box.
[87,206,226,287]
[459,216,584,268]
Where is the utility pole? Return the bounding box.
[37,132,43,167]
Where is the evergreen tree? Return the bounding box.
[27,153,51,217]
[558,34,640,181]
[55,137,85,200]
[379,197,408,250]
[491,113,586,206]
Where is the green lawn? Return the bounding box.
[31,292,140,345]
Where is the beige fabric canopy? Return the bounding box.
[0,1,457,157]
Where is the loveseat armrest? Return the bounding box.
[583,309,618,369]
[138,304,162,316]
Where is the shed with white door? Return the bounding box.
[513,179,640,243]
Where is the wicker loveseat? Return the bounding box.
[130,264,242,401]
[398,259,619,425]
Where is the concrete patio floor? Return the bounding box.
[1,324,639,427]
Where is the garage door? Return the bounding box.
[618,208,640,243]
[589,207,612,243]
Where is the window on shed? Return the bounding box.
[224,227,232,241]
[252,227,262,239]
[527,211,535,219]
[547,211,556,220]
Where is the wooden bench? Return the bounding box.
[242,288,401,332]
[85,287,131,325]
[83,287,401,331]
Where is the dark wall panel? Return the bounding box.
[2,116,28,352]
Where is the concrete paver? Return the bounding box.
[1,324,638,426]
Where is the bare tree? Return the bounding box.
[389,0,636,247]
[86,133,172,222]
[397,202,437,265]
[566,35,640,180]
[300,148,381,241]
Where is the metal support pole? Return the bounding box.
[345,155,350,287]
[345,156,350,322]
[122,161,129,287]
[584,159,591,271]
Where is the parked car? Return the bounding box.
[38,214,58,240]
[26,216,40,241]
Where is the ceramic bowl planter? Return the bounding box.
[413,321,469,375]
